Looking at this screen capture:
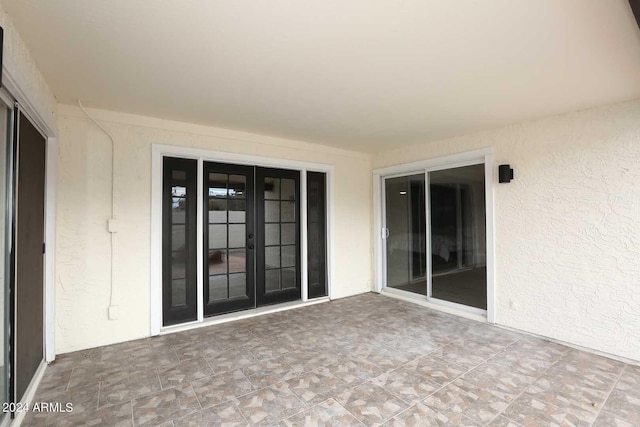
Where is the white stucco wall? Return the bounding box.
[373,99,640,362]
[55,104,372,354]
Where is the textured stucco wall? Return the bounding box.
[0,0,57,131]
[55,104,372,354]
[373,99,640,362]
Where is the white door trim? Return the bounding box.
[373,148,496,323]
[150,144,334,335]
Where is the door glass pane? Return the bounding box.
[265,246,280,268]
[164,157,198,325]
[209,173,227,197]
[265,269,280,292]
[385,174,427,296]
[208,224,227,249]
[229,273,247,298]
[265,178,280,199]
[281,179,295,200]
[208,199,227,223]
[171,225,185,250]
[209,275,228,301]
[281,223,295,245]
[264,201,279,222]
[265,224,280,246]
[281,201,295,222]
[228,199,246,223]
[208,250,227,274]
[281,245,296,268]
[229,224,245,248]
[429,164,486,309]
[171,184,188,307]
[229,175,246,198]
[172,279,186,305]
[281,268,296,289]
[228,248,246,273]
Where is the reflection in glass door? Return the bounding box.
[384,174,427,295]
[203,162,255,316]
[429,164,486,309]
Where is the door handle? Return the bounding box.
[248,233,254,239]
[249,244,254,250]
[382,228,390,239]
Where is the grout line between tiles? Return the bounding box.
[588,365,626,427]
[484,348,568,426]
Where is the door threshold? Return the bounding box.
[160,297,330,335]
[380,287,487,323]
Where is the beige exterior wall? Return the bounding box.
[373,99,640,362]
[55,105,373,353]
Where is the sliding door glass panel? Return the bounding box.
[429,164,486,309]
[307,172,327,299]
[385,174,426,295]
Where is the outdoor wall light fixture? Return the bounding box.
[498,164,514,183]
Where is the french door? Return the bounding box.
[163,160,301,324]
[203,162,255,316]
[255,167,301,306]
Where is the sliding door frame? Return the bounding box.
[0,73,58,426]
[150,145,334,335]
[373,148,495,323]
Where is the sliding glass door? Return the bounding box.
[429,164,486,309]
[383,163,487,311]
[384,174,427,295]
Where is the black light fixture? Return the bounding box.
[498,164,514,183]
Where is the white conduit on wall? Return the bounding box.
[78,100,117,314]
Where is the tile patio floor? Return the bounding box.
[23,294,640,426]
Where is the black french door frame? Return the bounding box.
[255,167,301,306]
[162,160,309,324]
[202,162,255,316]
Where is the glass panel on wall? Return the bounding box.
[307,172,327,298]
[429,164,486,309]
[384,174,427,295]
